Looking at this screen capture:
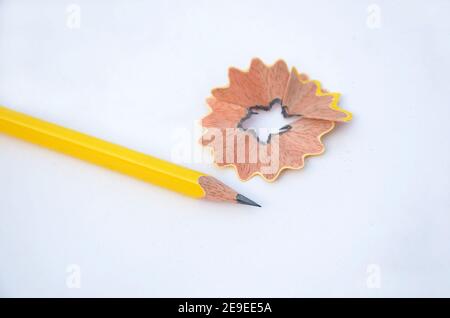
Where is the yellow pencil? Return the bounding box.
[0,106,260,207]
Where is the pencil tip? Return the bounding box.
[236,194,261,207]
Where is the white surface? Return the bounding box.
[0,0,449,297]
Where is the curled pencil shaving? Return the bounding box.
[201,58,352,181]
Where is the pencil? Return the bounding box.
[0,106,260,207]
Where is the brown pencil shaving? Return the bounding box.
[201,58,352,181]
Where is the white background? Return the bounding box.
[0,0,449,297]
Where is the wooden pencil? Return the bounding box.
[0,106,260,207]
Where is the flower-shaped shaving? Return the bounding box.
[201,58,352,181]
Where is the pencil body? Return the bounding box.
[0,106,208,198]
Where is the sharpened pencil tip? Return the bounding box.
[236,194,261,207]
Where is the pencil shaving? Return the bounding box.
[201,58,352,182]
